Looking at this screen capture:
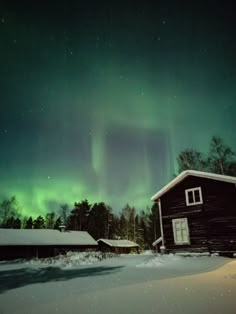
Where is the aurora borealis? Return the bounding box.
[0,1,236,217]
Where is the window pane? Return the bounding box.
[176,231,182,241]
[183,236,188,242]
[188,191,194,203]
[175,222,180,229]
[194,189,200,202]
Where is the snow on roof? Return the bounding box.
[151,170,236,201]
[0,229,98,246]
[98,239,139,248]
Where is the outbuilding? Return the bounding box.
[0,228,98,260]
[98,239,140,254]
[151,170,236,255]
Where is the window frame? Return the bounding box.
[172,218,190,245]
[185,187,203,206]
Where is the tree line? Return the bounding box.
[0,197,160,249]
[177,136,236,176]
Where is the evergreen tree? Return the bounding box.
[108,214,120,239]
[118,213,128,239]
[87,202,111,239]
[33,216,45,229]
[54,217,62,230]
[105,206,114,239]
[134,214,144,248]
[128,206,136,241]
[4,216,21,228]
[25,216,33,229]
[13,217,21,229]
[70,199,91,231]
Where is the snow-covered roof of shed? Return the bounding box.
[151,170,236,201]
[0,229,98,246]
[98,239,139,247]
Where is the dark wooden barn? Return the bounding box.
[98,239,140,254]
[0,229,98,260]
[151,170,236,256]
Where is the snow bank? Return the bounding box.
[141,250,154,255]
[28,251,115,268]
[119,250,154,257]
[136,253,181,267]
[136,252,223,268]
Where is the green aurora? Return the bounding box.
[0,2,236,216]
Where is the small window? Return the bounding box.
[185,187,203,206]
[172,218,190,245]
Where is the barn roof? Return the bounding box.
[151,170,236,201]
[0,229,98,246]
[98,239,139,248]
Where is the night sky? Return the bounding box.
[1,1,236,217]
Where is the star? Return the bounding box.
[1,18,5,23]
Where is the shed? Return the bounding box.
[98,239,140,254]
[0,229,98,260]
[151,170,236,255]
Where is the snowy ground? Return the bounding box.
[0,252,236,314]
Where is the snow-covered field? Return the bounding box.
[0,252,236,314]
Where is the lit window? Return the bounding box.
[185,187,203,206]
[172,218,190,245]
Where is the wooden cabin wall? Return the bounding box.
[98,242,139,254]
[160,176,236,252]
[203,180,236,252]
[162,213,208,252]
[0,245,98,260]
[0,246,36,260]
[98,242,112,253]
